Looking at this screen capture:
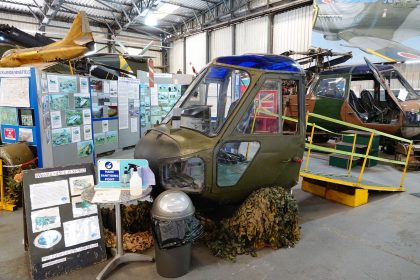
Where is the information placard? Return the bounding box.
[96,159,153,188]
[23,164,107,280]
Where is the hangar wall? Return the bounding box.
[210,26,233,60]
[395,63,420,90]
[273,5,313,57]
[186,32,208,75]
[169,40,184,74]
[168,5,313,74]
[236,17,269,54]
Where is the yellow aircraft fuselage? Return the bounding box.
[0,11,93,68]
[0,45,88,67]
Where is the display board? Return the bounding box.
[140,84,151,136]
[150,84,182,125]
[23,164,107,280]
[137,71,192,131]
[117,77,141,148]
[0,67,43,166]
[93,119,119,155]
[41,74,94,167]
[90,78,119,155]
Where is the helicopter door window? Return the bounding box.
[315,77,346,99]
[237,79,300,135]
[178,66,250,136]
[217,141,260,187]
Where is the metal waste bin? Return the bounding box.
[151,190,202,278]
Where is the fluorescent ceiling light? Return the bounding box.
[144,13,158,26]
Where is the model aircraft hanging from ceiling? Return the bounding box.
[313,0,420,62]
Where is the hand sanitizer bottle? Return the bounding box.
[129,166,142,196]
[121,168,130,187]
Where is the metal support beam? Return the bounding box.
[160,0,203,12]
[206,30,210,63]
[64,1,113,12]
[40,0,65,30]
[232,23,236,55]
[267,13,274,54]
[183,36,187,74]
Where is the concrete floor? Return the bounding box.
[1,150,420,280]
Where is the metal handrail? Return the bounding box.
[305,112,412,190]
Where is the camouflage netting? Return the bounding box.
[101,202,154,253]
[104,229,153,253]
[199,186,300,261]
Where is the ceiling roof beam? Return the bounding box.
[160,1,204,12]
[64,1,114,12]
[39,0,65,30]
[94,0,122,12]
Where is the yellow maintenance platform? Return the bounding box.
[299,113,412,207]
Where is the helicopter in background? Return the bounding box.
[282,49,420,141]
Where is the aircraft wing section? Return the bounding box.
[338,30,420,62]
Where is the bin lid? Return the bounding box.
[152,190,195,220]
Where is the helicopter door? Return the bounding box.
[312,76,348,129]
[364,57,402,111]
[213,77,305,200]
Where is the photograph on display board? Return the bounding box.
[41,95,50,114]
[150,107,162,116]
[29,179,70,210]
[65,110,83,126]
[4,127,16,140]
[50,94,69,111]
[30,207,61,233]
[77,140,94,158]
[158,91,169,106]
[33,230,62,249]
[74,93,91,109]
[18,109,35,126]
[105,131,118,144]
[63,216,101,247]
[18,128,33,142]
[107,106,118,117]
[83,125,92,140]
[71,196,97,218]
[82,109,91,125]
[94,132,106,146]
[129,102,140,117]
[58,76,77,94]
[52,128,72,146]
[109,81,117,97]
[47,75,59,92]
[71,126,81,143]
[69,174,94,196]
[43,114,51,128]
[92,106,104,119]
[91,79,103,93]
[98,96,110,106]
[0,107,18,125]
[79,77,89,93]
[41,78,48,93]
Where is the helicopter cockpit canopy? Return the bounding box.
[164,65,251,136]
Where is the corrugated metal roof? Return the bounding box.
[0,0,222,38]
